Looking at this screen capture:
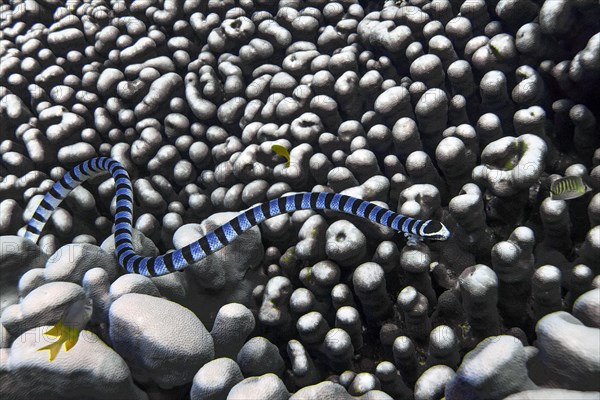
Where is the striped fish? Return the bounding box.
[550,176,592,200]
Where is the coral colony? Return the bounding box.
[1,0,599,399]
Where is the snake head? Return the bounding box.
[419,220,451,241]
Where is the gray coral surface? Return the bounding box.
[1,0,600,399]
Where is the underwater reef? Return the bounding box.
[1,0,599,399]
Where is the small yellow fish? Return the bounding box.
[271,144,291,168]
[550,176,592,200]
[38,298,93,361]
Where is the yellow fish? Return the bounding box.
[271,144,291,168]
[550,176,592,201]
[38,298,93,361]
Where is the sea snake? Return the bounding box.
[23,157,451,277]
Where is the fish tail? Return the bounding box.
[64,337,78,351]
[43,321,64,338]
[38,340,64,361]
[63,327,80,351]
[271,144,291,167]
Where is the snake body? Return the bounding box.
[23,157,450,277]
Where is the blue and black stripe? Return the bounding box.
[23,157,450,277]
